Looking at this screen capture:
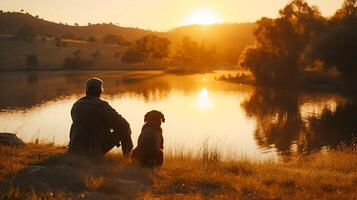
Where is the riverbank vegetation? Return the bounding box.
[0,142,356,199]
[233,0,357,89]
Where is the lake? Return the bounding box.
[0,71,356,160]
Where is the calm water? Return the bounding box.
[0,71,356,160]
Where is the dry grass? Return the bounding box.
[0,143,357,199]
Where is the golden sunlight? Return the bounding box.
[184,8,222,25]
[197,88,213,109]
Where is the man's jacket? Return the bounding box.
[68,96,133,155]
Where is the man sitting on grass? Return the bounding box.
[68,77,133,157]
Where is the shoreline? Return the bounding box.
[218,73,357,93]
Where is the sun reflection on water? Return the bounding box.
[197,88,213,109]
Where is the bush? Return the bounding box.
[121,48,146,63]
[87,36,96,43]
[55,37,66,47]
[91,50,101,59]
[63,49,92,69]
[102,34,129,45]
[27,55,38,69]
[121,34,171,63]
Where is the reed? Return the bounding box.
[0,142,356,199]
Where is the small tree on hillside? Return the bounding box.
[102,34,129,45]
[122,34,170,63]
[87,36,97,43]
[63,49,93,69]
[176,36,200,65]
[175,36,217,68]
[55,36,66,47]
[135,35,170,60]
[27,54,38,69]
[122,48,146,63]
[15,25,36,42]
[91,50,101,59]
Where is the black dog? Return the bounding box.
[131,110,165,167]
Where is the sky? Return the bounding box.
[1,0,344,31]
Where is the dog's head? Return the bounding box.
[144,110,165,125]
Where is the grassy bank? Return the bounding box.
[1,143,357,199]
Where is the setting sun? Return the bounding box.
[184,9,222,25]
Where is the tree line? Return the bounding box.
[239,0,356,87]
[14,25,218,70]
[13,0,355,75]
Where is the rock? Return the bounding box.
[0,132,25,146]
[25,165,47,174]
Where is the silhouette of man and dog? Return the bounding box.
[68,77,165,167]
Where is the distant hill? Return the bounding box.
[0,11,255,45]
[0,12,155,41]
[166,24,256,64]
[0,11,256,69]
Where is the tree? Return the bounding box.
[308,0,357,84]
[122,34,170,63]
[87,36,97,43]
[102,34,129,45]
[239,0,324,86]
[121,48,146,63]
[63,49,93,69]
[135,35,170,59]
[55,36,66,47]
[176,36,200,65]
[91,50,101,59]
[27,55,38,69]
[73,49,81,59]
[175,36,217,68]
[332,0,356,21]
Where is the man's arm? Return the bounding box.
[103,102,133,156]
[117,118,133,156]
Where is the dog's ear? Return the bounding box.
[144,112,149,123]
[160,112,165,123]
